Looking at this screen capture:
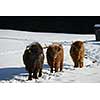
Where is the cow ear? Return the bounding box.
[28,50,31,53]
[26,45,30,50]
[59,44,62,47]
[58,47,61,51]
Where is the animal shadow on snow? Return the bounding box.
[64,63,75,70]
[0,67,27,81]
[0,64,74,81]
[0,65,50,81]
[43,63,74,72]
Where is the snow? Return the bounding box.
[94,24,100,27]
[0,29,100,83]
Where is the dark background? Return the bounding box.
[0,16,100,34]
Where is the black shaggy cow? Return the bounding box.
[23,42,44,80]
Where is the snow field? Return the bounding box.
[0,30,100,83]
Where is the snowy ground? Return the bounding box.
[0,29,100,83]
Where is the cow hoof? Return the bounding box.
[50,69,53,73]
[39,74,42,77]
[28,77,32,80]
[33,75,38,79]
[74,66,78,68]
[80,66,83,68]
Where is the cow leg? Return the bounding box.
[33,68,38,79]
[27,67,33,80]
[80,62,83,68]
[33,73,38,79]
[28,72,32,80]
[55,63,58,72]
[77,61,80,67]
[55,67,58,72]
[60,60,63,72]
[74,61,78,68]
[39,67,42,77]
[50,67,53,73]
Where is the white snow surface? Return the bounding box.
[0,29,100,83]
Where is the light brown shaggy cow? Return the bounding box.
[70,41,85,68]
[46,43,64,73]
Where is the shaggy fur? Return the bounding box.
[23,42,44,80]
[70,41,85,68]
[46,43,64,73]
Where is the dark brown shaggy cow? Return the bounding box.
[23,42,44,80]
[70,41,85,68]
[46,43,64,73]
